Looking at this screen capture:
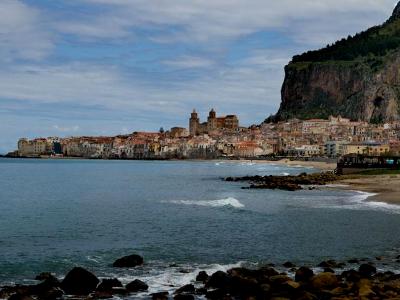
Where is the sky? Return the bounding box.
[0,0,398,153]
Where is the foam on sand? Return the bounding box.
[165,197,245,208]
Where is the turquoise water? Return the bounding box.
[1,158,400,293]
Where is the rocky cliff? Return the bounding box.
[273,2,400,123]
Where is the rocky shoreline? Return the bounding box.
[3,254,400,300]
[225,172,339,191]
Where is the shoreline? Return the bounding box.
[333,174,400,205]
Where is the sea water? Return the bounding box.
[1,158,400,294]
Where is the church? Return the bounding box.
[189,109,239,136]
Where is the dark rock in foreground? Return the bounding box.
[112,254,144,268]
[125,279,148,292]
[61,267,99,295]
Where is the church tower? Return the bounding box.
[189,109,200,136]
[207,108,217,131]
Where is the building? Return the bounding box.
[189,109,239,136]
[17,138,52,157]
[324,141,348,158]
[342,142,390,156]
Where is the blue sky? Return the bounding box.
[0,0,398,153]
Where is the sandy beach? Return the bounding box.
[334,174,400,205]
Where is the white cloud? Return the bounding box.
[162,56,216,68]
[75,0,396,46]
[0,0,53,61]
[53,125,80,132]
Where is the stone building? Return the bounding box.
[189,109,239,136]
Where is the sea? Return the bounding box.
[1,158,400,297]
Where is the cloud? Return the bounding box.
[53,125,80,132]
[162,56,216,68]
[75,0,396,46]
[0,0,53,61]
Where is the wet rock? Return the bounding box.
[96,278,123,291]
[205,288,229,300]
[174,294,194,300]
[283,262,295,268]
[174,284,195,294]
[318,260,338,268]
[348,258,359,264]
[323,267,335,273]
[310,272,338,290]
[112,254,144,268]
[151,291,169,300]
[358,264,377,278]
[196,271,209,282]
[7,294,33,300]
[34,273,57,282]
[110,287,129,295]
[295,267,314,283]
[37,287,64,300]
[341,269,361,283]
[61,267,100,295]
[125,279,148,292]
[205,271,231,290]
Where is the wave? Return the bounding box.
[280,172,290,176]
[114,261,244,296]
[165,197,245,209]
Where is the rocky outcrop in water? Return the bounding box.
[225,172,339,191]
[272,2,400,123]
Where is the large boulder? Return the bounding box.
[195,271,208,282]
[112,254,144,268]
[61,267,100,295]
[311,272,338,290]
[125,279,148,292]
[359,264,377,278]
[174,284,195,295]
[295,267,314,283]
[205,271,231,290]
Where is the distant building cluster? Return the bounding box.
[13,110,400,159]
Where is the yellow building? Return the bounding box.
[342,142,390,156]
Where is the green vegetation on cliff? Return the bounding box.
[292,18,400,67]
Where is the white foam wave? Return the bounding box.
[114,261,244,296]
[281,172,290,176]
[165,197,244,209]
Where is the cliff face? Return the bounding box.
[274,2,400,123]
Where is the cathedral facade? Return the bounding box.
[189,109,239,136]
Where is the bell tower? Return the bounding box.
[207,108,217,131]
[189,109,200,136]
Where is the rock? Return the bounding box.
[205,288,228,300]
[151,291,169,300]
[174,295,194,300]
[97,278,123,291]
[295,267,314,283]
[36,287,64,300]
[93,290,113,299]
[205,271,231,289]
[310,272,338,290]
[358,279,375,297]
[359,264,377,278]
[341,269,361,283]
[34,273,57,282]
[125,279,148,292]
[283,262,295,268]
[324,267,335,273]
[112,254,144,268]
[61,267,100,295]
[196,271,208,282]
[110,287,129,295]
[318,260,338,268]
[348,259,359,264]
[174,284,195,294]
[7,294,33,300]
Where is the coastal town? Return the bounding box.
[9,108,400,160]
